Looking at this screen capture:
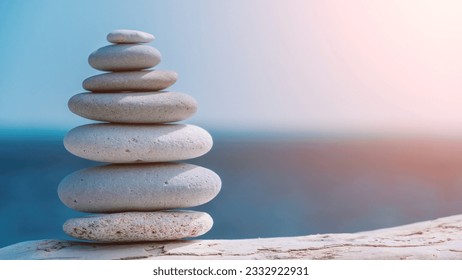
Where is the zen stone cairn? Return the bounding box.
[58,29,221,242]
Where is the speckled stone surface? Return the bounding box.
[2,214,462,259]
[88,44,161,71]
[68,91,197,123]
[63,123,213,163]
[63,211,213,242]
[107,29,154,44]
[58,163,222,213]
[83,70,177,92]
[54,29,220,245]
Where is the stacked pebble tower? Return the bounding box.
[58,29,221,242]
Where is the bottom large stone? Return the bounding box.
[2,214,462,259]
[63,211,213,242]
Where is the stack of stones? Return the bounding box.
[58,29,221,243]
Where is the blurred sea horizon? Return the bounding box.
[2,0,462,254]
[2,129,462,248]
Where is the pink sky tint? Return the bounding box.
[1,0,462,134]
[241,0,462,134]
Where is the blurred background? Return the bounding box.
[1,0,462,248]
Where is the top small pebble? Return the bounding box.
[107,29,154,44]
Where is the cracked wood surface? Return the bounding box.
[1,214,462,260]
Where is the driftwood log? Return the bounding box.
[1,214,461,260]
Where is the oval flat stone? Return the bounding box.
[88,44,161,71]
[64,124,213,163]
[107,29,154,44]
[68,92,197,123]
[63,211,213,242]
[58,163,221,213]
[83,70,177,92]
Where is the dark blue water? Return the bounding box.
[2,135,462,248]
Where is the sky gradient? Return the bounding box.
[1,0,462,135]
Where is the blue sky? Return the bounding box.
[0,0,212,130]
[1,0,462,135]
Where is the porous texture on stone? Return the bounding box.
[68,92,197,123]
[62,211,213,242]
[83,70,177,92]
[88,44,161,71]
[2,214,462,259]
[63,123,213,163]
[58,163,221,213]
[107,29,154,44]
